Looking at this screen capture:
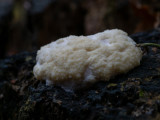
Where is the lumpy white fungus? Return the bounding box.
[33,29,142,91]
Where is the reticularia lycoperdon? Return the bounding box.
[33,29,142,91]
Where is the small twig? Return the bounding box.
[136,43,160,48]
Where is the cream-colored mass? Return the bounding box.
[33,29,142,90]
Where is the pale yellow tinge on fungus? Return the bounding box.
[33,29,142,91]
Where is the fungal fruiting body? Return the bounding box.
[33,29,142,90]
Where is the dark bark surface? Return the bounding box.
[1,29,160,120]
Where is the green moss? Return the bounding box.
[139,90,145,97]
[107,83,117,88]
[18,98,36,120]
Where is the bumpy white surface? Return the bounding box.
[33,29,142,90]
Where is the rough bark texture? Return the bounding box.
[1,29,160,120]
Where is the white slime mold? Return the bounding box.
[33,29,142,91]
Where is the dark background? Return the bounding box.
[0,0,160,59]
